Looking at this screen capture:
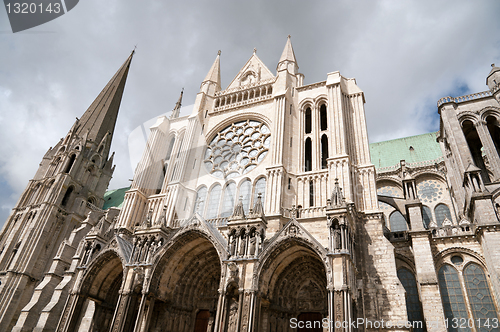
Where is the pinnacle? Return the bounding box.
[279,35,297,65]
[203,51,221,87]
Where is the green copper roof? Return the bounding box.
[369,132,442,169]
[103,187,130,210]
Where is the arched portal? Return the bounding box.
[257,239,327,332]
[148,232,222,332]
[70,251,124,332]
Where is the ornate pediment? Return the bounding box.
[225,52,275,91]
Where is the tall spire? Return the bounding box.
[75,51,134,144]
[201,50,221,92]
[170,88,184,119]
[277,35,298,74]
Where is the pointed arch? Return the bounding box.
[321,134,328,169]
[438,265,469,327]
[305,137,312,172]
[319,103,327,130]
[238,179,251,214]
[397,268,424,331]
[305,107,312,134]
[193,186,208,216]
[61,186,74,207]
[69,250,125,332]
[435,204,452,227]
[206,184,222,219]
[220,182,236,217]
[64,154,76,173]
[389,211,407,231]
[252,176,266,208]
[148,230,223,331]
[255,237,328,331]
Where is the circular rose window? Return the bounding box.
[204,120,270,178]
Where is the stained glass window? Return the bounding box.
[253,177,266,207]
[193,186,207,215]
[390,211,407,232]
[204,120,270,178]
[239,180,251,214]
[464,263,499,331]
[438,265,470,332]
[422,206,433,228]
[417,179,444,204]
[397,268,425,332]
[220,183,236,217]
[207,184,221,219]
[435,204,452,227]
[377,185,403,198]
[378,201,395,211]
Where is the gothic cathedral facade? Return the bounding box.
[1,37,500,332]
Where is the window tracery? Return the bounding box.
[204,120,270,179]
[417,179,443,204]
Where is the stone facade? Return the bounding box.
[1,38,500,332]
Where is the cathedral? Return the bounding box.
[1,37,500,332]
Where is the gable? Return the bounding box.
[225,53,275,90]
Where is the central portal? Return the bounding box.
[297,312,323,332]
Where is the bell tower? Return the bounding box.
[0,51,133,331]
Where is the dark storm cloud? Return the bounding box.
[0,0,499,226]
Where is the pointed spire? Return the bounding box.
[279,35,297,64]
[75,51,134,145]
[252,193,264,216]
[328,179,346,208]
[277,35,298,74]
[231,196,246,219]
[170,88,184,119]
[202,51,221,90]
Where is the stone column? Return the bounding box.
[333,290,345,332]
[56,292,85,332]
[109,290,131,332]
[327,289,334,332]
[475,121,500,180]
[213,291,225,332]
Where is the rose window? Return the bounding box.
[204,120,270,178]
[417,180,443,204]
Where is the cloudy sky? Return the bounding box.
[0,0,499,226]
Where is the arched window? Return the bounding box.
[464,263,499,322]
[463,120,490,183]
[486,116,500,158]
[438,265,470,330]
[422,205,433,228]
[397,268,424,332]
[389,211,407,231]
[61,186,74,207]
[309,180,314,207]
[64,154,76,173]
[206,184,221,219]
[321,134,328,169]
[435,204,452,227]
[220,183,236,218]
[253,177,266,206]
[305,107,312,134]
[166,137,176,160]
[305,138,312,172]
[320,104,327,130]
[239,180,251,214]
[176,135,184,158]
[193,186,207,215]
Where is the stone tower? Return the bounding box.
[0,51,133,331]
